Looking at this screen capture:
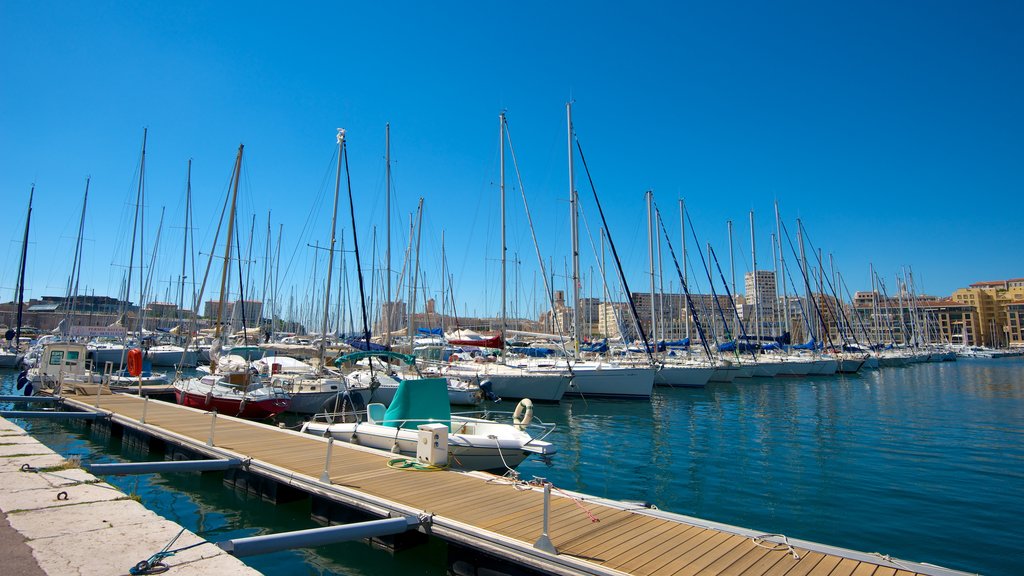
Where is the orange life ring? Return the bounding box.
[127,348,143,377]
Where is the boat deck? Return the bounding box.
[61,394,967,576]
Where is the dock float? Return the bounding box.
[0,415,259,576]
[39,394,973,576]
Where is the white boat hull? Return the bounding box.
[655,364,713,387]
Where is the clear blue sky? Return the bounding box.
[2,2,1021,326]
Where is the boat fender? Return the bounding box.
[513,398,534,430]
[238,397,248,415]
[449,354,458,363]
[205,391,213,406]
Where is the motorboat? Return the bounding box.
[301,377,555,472]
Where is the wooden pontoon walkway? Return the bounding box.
[60,394,971,576]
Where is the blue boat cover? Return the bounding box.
[382,377,451,429]
[417,327,442,335]
[793,339,818,350]
[508,347,553,357]
[345,338,389,351]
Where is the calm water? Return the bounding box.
[3,358,1022,575]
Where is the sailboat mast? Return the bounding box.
[215,144,244,347]
[181,161,192,314]
[500,112,507,338]
[647,191,655,346]
[384,123,392,344]
[680,199,689,339]
[14,186,33,348]
[728,219,735,296]
[64,178,89,334]
[318,130,343,367]
[750,210,759,344]
[775,201,789,339]
[567,102,581,352]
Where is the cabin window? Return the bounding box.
[49,351,65,365]
[67,351,80,362]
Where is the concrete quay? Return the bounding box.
[0,416,261,576]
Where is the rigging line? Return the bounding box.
[777,219,816,342]
[576,197,637,349]
[652,202,713,360]
[503,117,572,360]
[778,217,835,348]
[342,134,372,348]
[708,244,758,361]
[279,145,339,300]
[799,228,862,348]
[684,209,736,348]
[573,136,654,365]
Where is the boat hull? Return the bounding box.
[564,366,656,398]
[655,365,714,387]
[174,389,290,419]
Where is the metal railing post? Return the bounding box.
[533,478,557,554]
[140,396,149,424]
[207,409,217,446]
[320,437,334,483]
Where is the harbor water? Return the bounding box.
[2,357,1021,575]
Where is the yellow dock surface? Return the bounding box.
[63,394,955,576]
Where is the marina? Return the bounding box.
[2,357,1020,575]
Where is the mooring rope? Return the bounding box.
[129,527,207,575]
[751,533,801,559]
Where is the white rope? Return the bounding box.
[751,533,801,559]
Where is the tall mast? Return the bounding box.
[213,144,244,369]
[727,219,736,296]
[409,199,424,343]
[647,191,655,345]
[318,129,343,369]
[680,199,689,339]
[181,161,192,314]
[384,123,392,344]
[750,210,759,344]
[797,218,812,342]
[14,186,33,348]
[64,178,89,334]
[775,201,789,340]
[870,263,880,345]
[119,129,146,372]
[567,102,580,352]
[500,112,507,339]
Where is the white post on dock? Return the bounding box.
[140,396,148,424]
[533,478,558,554]
[207,409,217,447]
[320,437,334,484]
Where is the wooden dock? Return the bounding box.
[58,394,972,576]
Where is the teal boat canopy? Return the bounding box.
[381,377,451,429]
[334,350,417,367]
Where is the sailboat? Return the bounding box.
[0,186,33,370]
[173,144,291,419]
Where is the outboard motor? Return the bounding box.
[323,390,368,423]
[479,380,500,402]
[14,369,33,397]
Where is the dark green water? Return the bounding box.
[3,358,1022,575]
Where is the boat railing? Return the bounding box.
[307,408,556,441]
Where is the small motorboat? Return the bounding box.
[301,377,555,473]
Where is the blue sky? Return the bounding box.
[1,2,1021,327]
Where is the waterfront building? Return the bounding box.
[952,278,1024,347]
[743,270,778,339]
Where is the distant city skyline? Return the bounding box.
[2,3,1021,325]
